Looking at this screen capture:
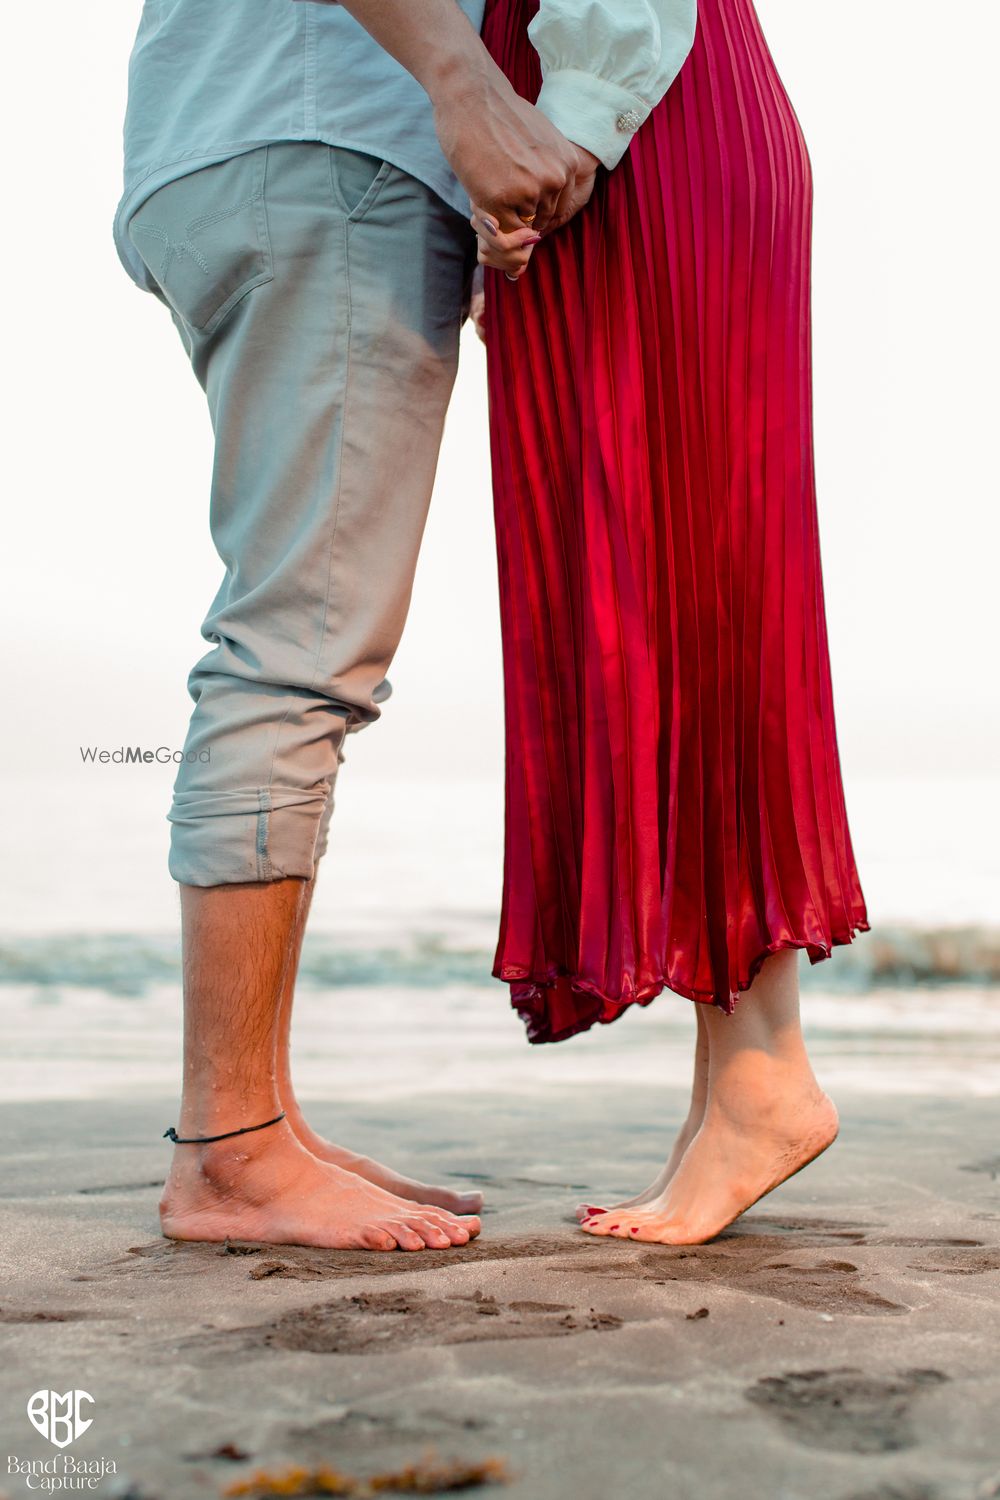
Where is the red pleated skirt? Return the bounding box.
[482,0,870,1043]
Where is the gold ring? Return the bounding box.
[520,213,537,227]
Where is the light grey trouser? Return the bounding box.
[127,143,474,885]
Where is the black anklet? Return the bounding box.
[163,1111,286,1145]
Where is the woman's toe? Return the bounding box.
[580,1215,618,1237]
[609,1216,645,1239]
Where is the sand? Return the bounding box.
[2,1078,1000,1500]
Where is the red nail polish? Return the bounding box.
[630,1227,639,1234]
[608,1224,620,1232]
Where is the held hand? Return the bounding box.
[470,211,542,284]
[470,146,602,283]
[434,82,580,234]
[546,146,601,235]
[296,3,582,235]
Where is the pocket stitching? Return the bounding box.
[326,149,394,226]
[127,146,274,335]
[346,159,394,230]
[200,146,273,334]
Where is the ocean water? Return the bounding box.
[2,769,998,1105]
[4,969,999,1105]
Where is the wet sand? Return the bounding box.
[2,1079,999,1500]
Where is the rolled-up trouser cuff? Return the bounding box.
[312,782,335,866]
[168,785,331,886]
[311,739,346,866]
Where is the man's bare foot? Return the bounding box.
[159,1122,481,1251]
[281,1102,484,1216]
[580,1087,839,1246]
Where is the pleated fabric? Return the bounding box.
[481,0,870,1044]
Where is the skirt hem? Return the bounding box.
[499,917,873,1045]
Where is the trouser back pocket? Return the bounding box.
[127,146,273,334]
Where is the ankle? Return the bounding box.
[164,1118,296,1192]
[686,1089,709,1125]
[711,1045,821,1096]
[172,1093,284,1138]
[704,1073,834,1138]
[276,1092,309,1131]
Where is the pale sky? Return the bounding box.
[2,2,998,933]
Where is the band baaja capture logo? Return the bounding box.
[6,1391,118,1492]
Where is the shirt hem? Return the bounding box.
[113,134,470,290]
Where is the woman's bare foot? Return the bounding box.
[575,1106,704,1223]
[160,1122,481,1251]
[281,1100,484,1217]
[580,1085,839,1245]
[576,1006,711,1223]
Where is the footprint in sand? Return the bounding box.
[730,1214,875,1244]
[0,1308,98,1324]
[547,1240,908,1316]
[904,1247,1000,1276]
[745,1367,949,1453]
[877,1236,984,1248]
[115,1233,581,1282]
[287,1406,493,1447]
[213,1288,625,1356]
[841,1485,943,1500]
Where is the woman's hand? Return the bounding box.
[546,146,601,233]
[470,210,542,283]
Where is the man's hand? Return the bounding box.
[470,145,601,284]
[434,86,582,236]
[332,0,580,232]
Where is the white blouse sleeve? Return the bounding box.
[529,0,698,169]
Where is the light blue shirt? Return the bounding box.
[114,0,697,293]
[114,0,486,290]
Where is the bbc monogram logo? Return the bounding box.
[26,1391,95,1449]
[7,1388,117,1492]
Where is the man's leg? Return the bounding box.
[161,877,476,1249]
[273,868,484,1215]
[131,142,478,1247]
